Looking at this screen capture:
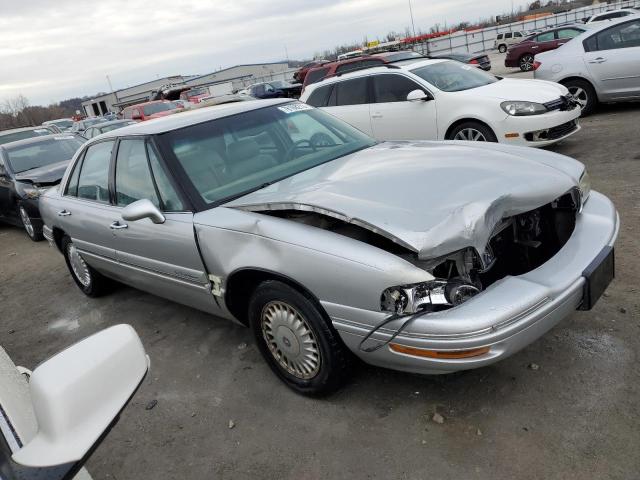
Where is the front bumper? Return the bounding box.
[327,191,619,375]
[496,106,581,147]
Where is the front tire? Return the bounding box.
[448,121,498,143]
[519,53,535,71]
[248,280,350,396]
[563,78,596,116]
[61,235,111,297]
[19,205,43,242]
[498,44,507,53]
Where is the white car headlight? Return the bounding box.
[501,101,547,116]
[578,170,591,206]
[381,280,480,315]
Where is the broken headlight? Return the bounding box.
[578,170,591,207]
[381,279,480,315]
[21,185,50,199]
[501,101,546,116]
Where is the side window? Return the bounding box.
[514,31,523,38]
[497,33,503,40]
[372,74,424,103]
[77,141,113,203]
[334,77,369,106]
[505,32,512,39]
[306,85,333,107]
[305,67,330,85]
[557,28,582,40]
[146,143,185,211]
[591,20,640,51]
[536,31,555,42]
[114,139,160,207]
[265,84,276,93]
[65,157,82,196]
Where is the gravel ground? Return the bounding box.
[1,99,638,479]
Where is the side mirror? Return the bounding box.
[122,198,165,224]
[407,89,431,102]
[12,325,148,467]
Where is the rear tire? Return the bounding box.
[563,78,597,116]
[448,121,498,143]
[248,280,351,396]
[519,53,535,71]
[61,235,111,297]
[19,205,43,242]
[498,44,507,53]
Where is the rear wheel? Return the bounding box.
[563,78,596,116]
[519,53,535,71]
[62,235,111,297]
[448,121,498,143]
[498,44,507,53]
[19,205,43,242]
[248,280,350,396]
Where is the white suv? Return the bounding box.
[495,31,527,52]
[300,59,581,147]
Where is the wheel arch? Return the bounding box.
[558,76,600,100]
[225,267,329,327]
[51,226,67,253]
[445,118,496,140]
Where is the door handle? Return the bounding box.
[531,46,539,49]
[588,57,607,64]
[57,209,71,217]
[109,221,128,230]
[371,112,383,119]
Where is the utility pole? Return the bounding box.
[408,0,417,37]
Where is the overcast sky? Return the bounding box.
[0,0,529,106]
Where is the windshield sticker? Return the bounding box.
[53,135,75,140]
[277,103,314,114]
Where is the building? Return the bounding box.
[81,62,295,117]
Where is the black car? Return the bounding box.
[244,81,302,99]
[0,134,85,241]
[0,126,57,146]
[427,52,492,71]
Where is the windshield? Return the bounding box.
[5,137,84,173]
[143,102,177,115]
[382,51,424,62]
[411,61,498,92]
[0,128,51,145]
[161,103,375,206]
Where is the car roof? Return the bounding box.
[0,126,51,137]
[304,58,447,90]
[96,98,291,138]
[0,133,81,150]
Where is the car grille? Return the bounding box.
[548,120,578,140]
[544,95,577,111]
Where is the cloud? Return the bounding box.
[0,0,527,106]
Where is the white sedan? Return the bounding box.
[301,59,581,147]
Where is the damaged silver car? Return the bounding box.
[39,99,618,395]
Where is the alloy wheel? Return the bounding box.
[520,54,534,71]
[19,207,34,238]
[67,242,91,287]
[260,300,321,379]
[453,128,487,141]
[567,86,588,110]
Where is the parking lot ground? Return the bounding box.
[1,102,639,480]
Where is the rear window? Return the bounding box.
[5,137,83,173]
[305,67,330,85]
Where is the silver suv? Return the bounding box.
[495,31,527,52]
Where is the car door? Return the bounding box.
[110,138,216,313]
[55,140,119,276]
[583,19,640,99]
[321,76,373,136]
[369,73,438,141]
[532,31,559,54]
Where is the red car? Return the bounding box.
[505,25,586,71]
[293,60,329,83]
[302,50,424,91]
[179,87,211,104]
[121,100,182,121]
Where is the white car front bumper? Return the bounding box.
[495,106,582,147]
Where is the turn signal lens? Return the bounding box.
[504,132,520,138]
[389,344,490,359]
[533,61,541,70]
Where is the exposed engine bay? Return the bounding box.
[260,190,579,315]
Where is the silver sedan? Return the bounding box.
[40,99,618,395]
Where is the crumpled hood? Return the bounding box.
[227,142,583,260]
[464,78,567,102]
[14,160,70,185]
